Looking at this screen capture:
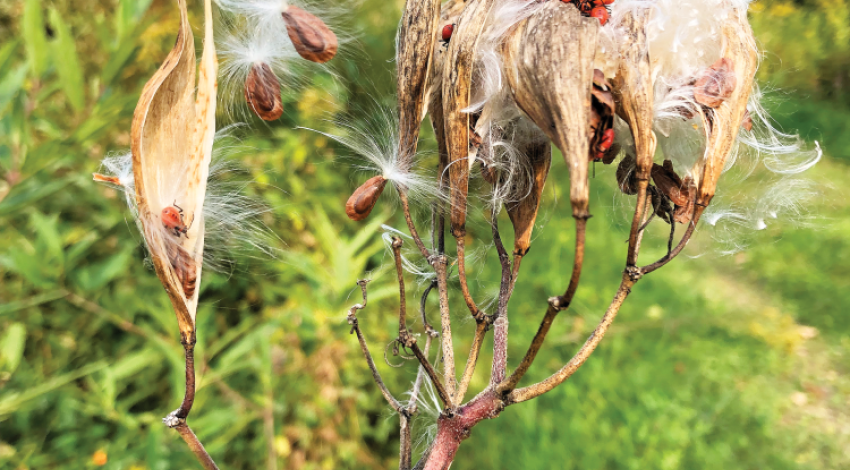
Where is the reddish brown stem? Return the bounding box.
[163,333,220,470]
[414,392,504,470]
[640,205,704,275]
[497,217,587,394]
[173,422,221,470]
[455,234,483,320]
[490,212,512,385]
[399,189,432,260]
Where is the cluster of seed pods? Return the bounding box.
[246,6,339,121]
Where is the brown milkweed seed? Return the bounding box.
[346,176,387,221]
[741,109,753,131]
[616,155,639,195]
[245,62,284,121]
[92,173,122,185]
[281,6,339,64]
[651,161,691,207]
[166,243,198,299]
[694,57,737,109]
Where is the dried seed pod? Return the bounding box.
[502,3,598,219]
[396,0,442,165]
[616,155,639,195]
[697,11,758,209]
[650,161,690,207]
[281,6,338,64]
[442,0,497,233]
[507,137,552,256]
[245,62,283,121]
[612,8,655,185]
[345,175,387,221]
[130,0,217,338]
[694,57,737,109]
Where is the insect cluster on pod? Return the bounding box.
[562,0,615,26]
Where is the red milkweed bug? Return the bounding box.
[563,0,614,26]
[161,202,191,238]
[440,23,455,51]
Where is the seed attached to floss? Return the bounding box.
[616,154,639,195]
[694,57,737,109]
[345,175,387,221]
[92,173,122,186]
[245,62,284,121]
[281,6,338,64]
[741,109,753,131]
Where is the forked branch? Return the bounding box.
[391,238,452,408]
[347,280,404,413]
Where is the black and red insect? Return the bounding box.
[161,202,191,238]
[562,0,615,26]
[440,23,455,51]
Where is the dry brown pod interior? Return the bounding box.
[282,6,339,63]
[245,62,284,121]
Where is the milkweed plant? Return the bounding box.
[91,0,821,469]
[92,0,342,467]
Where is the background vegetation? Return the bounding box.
[0,0,848,469]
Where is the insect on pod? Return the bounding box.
[161,203,191,238]
[565,0,615,26]
[440,23,455,51]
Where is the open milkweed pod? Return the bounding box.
[442,0,497,235]
[502,2,598,219]
[397,0,442,166]
[506,132,551,256]
[427,0,467,200]
[611,7,655,184]
[131,0,218,342]
[695,6,758,211]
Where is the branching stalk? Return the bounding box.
[497,217,587,394]
[456,234,483,320]
[399,189,432,260]
[347,281,404,412]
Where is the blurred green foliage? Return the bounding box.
[0,1,848,469]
